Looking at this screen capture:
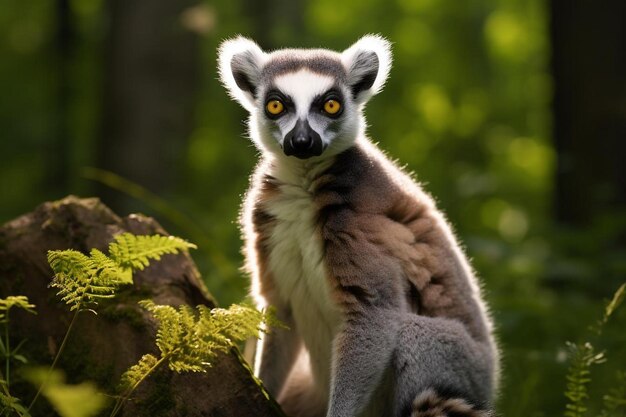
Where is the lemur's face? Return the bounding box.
[257,67,352,159]
[218,36,392,160]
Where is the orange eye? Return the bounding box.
[266,100,284,115]
[323,99,341,115]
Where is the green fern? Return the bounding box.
[29,233,195,414]
[135,300,270,374]
[564,342,606,417]
[48,250,121,311]
[112,301,275,417]
[118,354,159,393]
[563,283,626,417]
[108,233,196,271]
[48,233,195,311]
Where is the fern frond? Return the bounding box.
[0,296,36,322]
[108,233,196,271]
[113,301,274,416]
[48,250,121,311]
[137,301,181,357]
[118,354,159,393]
[89,249,133,285]
[138,300,272,374]
[47,234,195,312]
[201,304,267,344]
[563,342,605,417]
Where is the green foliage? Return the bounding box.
[122,300,271,382]
[0,295,36,400]
[24,368,107,417]
[0,391,30,417]
[563,342,605,417]
[563,283,626,417]
[0,295,36,365]
[48,249,124,312]
[0,297,36,322]
[108,233,197,271]
[114,300,275,416]
[28,233,196,414]
[0,234,276,416]
[48,233,195,311]
[118,354,159,394]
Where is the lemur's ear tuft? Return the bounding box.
[218,36,267,111]
[341,35,392,104]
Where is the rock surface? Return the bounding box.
[0,196,284,417]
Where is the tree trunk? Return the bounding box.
[0,196,284,417]
[549,0,626,227]
[47,0,75,198]
[96,0,200,213]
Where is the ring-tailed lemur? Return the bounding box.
[218,35,499,417]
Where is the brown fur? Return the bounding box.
[245,141,496,415]
[310,143,491,342]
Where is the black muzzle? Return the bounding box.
[283,119,324,159]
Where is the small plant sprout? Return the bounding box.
[0,295,36,417]
[0,296,36,389]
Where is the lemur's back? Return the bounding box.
[220,35,498,417]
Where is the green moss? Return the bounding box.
[99,303,146,330]
[60,333,115,391]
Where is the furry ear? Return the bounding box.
[218,36,267,111]
[341,35,392,103]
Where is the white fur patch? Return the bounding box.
[265,159,341,400]
[274,70,335,121]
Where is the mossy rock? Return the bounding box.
[0,196,284,417]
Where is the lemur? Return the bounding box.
[218,35,499,417]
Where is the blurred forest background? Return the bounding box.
[1,0,625,416]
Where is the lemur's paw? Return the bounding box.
[411,389,491,417]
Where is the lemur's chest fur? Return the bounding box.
[263,161,342,393]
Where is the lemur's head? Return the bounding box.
[218,35,392,160]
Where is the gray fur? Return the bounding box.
[261,50,347,82]
[218,35,499,417]
[344,50,379,98]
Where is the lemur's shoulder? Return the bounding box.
[311,140,436,219]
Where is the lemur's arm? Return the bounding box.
[322,211,408,417]
[326,309,400,417]
[256,291,302,397]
